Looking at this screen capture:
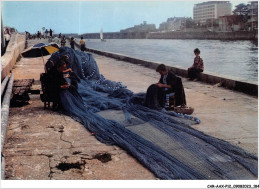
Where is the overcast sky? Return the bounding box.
[1,1,248,34]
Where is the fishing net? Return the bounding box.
[46,47,258,180]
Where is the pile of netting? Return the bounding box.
[47,47,258,180]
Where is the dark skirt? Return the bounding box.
[80,45,86,52]
[144,82,186,109]
[144,84,166,109]
[188,67,203,80]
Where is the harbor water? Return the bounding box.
[83,39,258,82]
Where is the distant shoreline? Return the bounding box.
[67,31,258,41]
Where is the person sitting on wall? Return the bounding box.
[144,64,186,110]
[188,48,204,81]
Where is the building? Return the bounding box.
[219,15,245,31]
[120,21,156,33]
[159,17,187,31]
[247,1,258,30]
[219,1,258,32]
[193,1,232,25]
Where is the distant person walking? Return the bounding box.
[61,36,66,47]
[25,31,30,40]
[49,29,53,38]
[188,48,204,81]
[45,29,49,38]
[70,37,75,49]
[80,36,86,52]
[37,31,42,39]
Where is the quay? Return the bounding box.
[1,35,258,180]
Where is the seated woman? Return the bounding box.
[144,64,186,110]
[46,59,70,110]
[188,48,204,81]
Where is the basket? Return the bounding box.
[174,105,194,115]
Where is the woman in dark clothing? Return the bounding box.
[145,64,186,109]
[46,59,70,110]
[188,48,204,81]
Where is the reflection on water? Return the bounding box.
[84,39,258,82]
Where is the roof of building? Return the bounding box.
[194,1,230,7]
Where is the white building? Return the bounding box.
[193,1,232,24]
[248,1,258,30]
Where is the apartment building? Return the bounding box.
[193,1,232,24]
[248,1,258,30]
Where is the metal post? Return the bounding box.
[185,18,186,32]
[251,3,253,31]
[1,73,14,152]
[1,153,5,180]
[1,76,9,97]
[1,73,14,180]
[212,17,213,32]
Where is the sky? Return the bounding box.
[1,0,248,35]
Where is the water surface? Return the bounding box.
[83,39,258,82]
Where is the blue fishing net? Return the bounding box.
[47,47,258,180]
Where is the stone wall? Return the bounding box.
[1,34,26,81]
[147,31,257,40]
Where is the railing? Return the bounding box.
[1,73,14,180]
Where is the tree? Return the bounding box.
[185,18,196,28]
[233,3,250,16]
[206,18,219,27]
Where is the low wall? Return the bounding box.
[1,34,26,81]
[147,31,257,40]
[84,47,257,96]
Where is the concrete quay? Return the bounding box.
[2,38,258,180]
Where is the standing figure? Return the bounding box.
[61,36,66,47]
[188,48,204,81]
[70,37,75,49]
[49,29,53,38]
[80,36,86,52]
[45,29,49,38]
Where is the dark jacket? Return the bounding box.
[159,71,186,106]
[46,65,66,103]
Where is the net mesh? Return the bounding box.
[46,47,257,180]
